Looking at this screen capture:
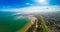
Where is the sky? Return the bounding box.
[0,0,60,12]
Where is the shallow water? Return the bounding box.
[0,11,30,32]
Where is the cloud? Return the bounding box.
[1,6,60,13]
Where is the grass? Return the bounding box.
[40,23,48,32]
[40,16,56,32]
[48,26,56,32]
[37,16,48,32]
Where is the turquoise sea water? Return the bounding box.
[0,11,30,32]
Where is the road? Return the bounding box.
[17,14,55,32]
[34,15,52,32]
[16,15,37,32]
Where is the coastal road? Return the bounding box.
[16,15,37,32]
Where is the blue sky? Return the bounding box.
[0,0,60,12]
[0,0,60,8]
[50,0,60,5]
[0,0,34,9]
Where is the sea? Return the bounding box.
[0,11,30,32]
